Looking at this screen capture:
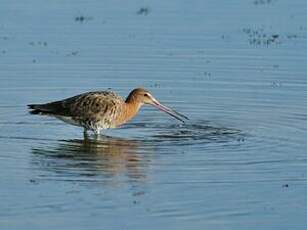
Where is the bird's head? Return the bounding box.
[126,88,188,123]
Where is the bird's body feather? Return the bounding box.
[28,91,125,133]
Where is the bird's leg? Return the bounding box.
[93,128,101,137]
[83,128,89,139]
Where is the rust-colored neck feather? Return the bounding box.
[115,99,142,127]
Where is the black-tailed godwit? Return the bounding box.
[28,88,188,135]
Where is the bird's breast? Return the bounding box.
[114,102,141,127]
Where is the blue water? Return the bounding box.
[1,0,307,229]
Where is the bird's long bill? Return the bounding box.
[152,100,189,123]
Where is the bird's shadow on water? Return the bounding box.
[31,135,152,184]
[31,120,244,184]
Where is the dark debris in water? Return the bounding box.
[242,27,281,46]
[273,64,279,69]
[66,51,79,57]
[75,15,94,23]
[29,179,39,185]
[137,7,151,16]
[149,83,161,88]
[242,26,302,46]
[0,36,9,40]
[193,71,213,81]
[253,0,277,5]
[29,41,48,46]
[286,34,298,39]
[299,26,307,31]
[270,81,283,88]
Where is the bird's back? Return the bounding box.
[28,90,125,130]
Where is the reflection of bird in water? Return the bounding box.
[31,135,152,183]
[28,88,188,135]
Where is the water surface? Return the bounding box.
[1,0,307,229]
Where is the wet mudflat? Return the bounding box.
[1,0,307,229]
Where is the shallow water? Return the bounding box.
[1,0,307,229]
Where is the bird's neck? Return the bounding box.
[115,100,142,126]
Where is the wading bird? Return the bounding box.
[28,88,188,135]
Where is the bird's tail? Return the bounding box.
[28,104,52,115]
[28,100,69,116]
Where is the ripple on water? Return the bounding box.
[123,120,244,146]
[152,122,242,145]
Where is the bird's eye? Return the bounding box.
[144,93,149,97]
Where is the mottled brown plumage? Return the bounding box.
[28,88,188,135]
